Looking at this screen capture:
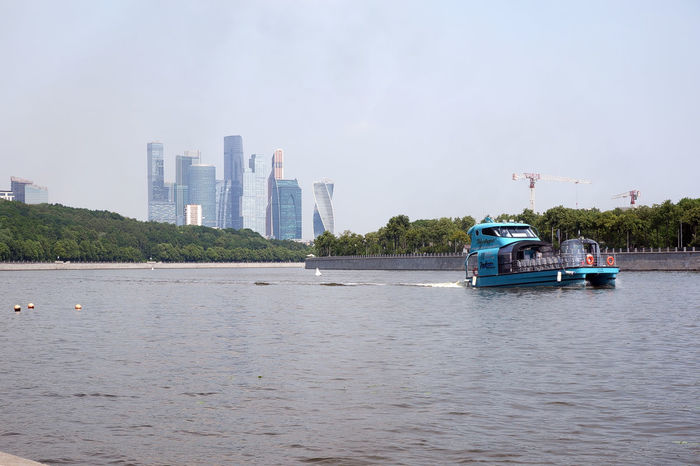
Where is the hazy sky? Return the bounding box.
[2,0,698,238]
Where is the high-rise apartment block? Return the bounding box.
[224,135,244,229]
[242,154,268,235]
[313,179,335,237]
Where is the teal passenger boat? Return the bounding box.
[465,220,619,288]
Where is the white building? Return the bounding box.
[185,204,202,226]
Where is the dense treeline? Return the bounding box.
[0,201,310,262]
[314,198,700,256]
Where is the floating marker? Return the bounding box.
[28,303,35,309]
[557,271,562,282]
[471,276,477,286]
[75,304,82,310]
[14,305,21,312]
[315,267,322,276]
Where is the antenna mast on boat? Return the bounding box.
[512,173,591,212]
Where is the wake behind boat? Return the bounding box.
[465,219,619,288]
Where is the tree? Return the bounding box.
[381,215,410,253]
[314,231,336,256]
[181,244,205,262]
[0,242,10,260]
[449,230,469,253]
[53,239,80,260]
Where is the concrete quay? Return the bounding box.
[0,451,46,466]
[0,262,304,271]
[305,250,700,272]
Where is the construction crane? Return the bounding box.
[612,190,640,208]
[512,173,592,212]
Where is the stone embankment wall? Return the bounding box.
[0,262,304,271]
[306,250,700,272]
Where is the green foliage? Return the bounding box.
[0,201,310,262]
[311,199,700,256]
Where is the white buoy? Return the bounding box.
[315,268,322,276]
[471,276,477,286]
[557,271,562,282]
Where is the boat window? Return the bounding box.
[478,226,537,238]
[490,226,537,238]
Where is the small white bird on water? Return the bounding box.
[315,268,322,276]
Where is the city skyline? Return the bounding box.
[2,1,699,238]
[146,140,306,239]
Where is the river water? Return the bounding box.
[0,268,698,465]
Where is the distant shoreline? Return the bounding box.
[0,262,304,271]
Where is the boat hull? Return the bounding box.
[469,267,618,288]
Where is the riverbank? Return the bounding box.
[0,262,304,271]
[0,451,46,466]
[305,250,700,271]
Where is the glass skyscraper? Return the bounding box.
[242,154,268,235]
[266,149,284,237]
[224,135,244,229]
[313,179,335,237]
[215,179,230,229]
[270,178,302,240]
[147,142,175,223]
[174,151,201,225]
[188,164,217,228]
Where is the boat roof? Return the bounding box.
[467,222,531,235]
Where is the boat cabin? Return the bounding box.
[560,238,603,267]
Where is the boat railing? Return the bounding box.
[509,252,617,273]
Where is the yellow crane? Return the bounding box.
[512,173,592,212]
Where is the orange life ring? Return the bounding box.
[585,254,594,265]
[606,256,615,266]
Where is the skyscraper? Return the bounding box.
[269,178,302,240]
[147,142,175,223]
[242,154,268,235]
[266,149,284,237]
[271,148,284,179]
[215,179,230,229]
[224,135,244,229]
[174,151,201,225]
[187,164,217,228]
[313,179,335,237]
